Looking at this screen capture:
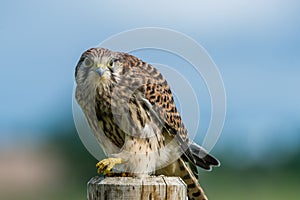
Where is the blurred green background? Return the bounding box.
[1,0,300,199]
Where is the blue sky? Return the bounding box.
[1,0,300,164]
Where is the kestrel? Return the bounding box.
[75,48,219,200]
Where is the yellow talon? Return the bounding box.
[96,158,122,175]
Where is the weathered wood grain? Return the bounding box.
[87,176,187,200]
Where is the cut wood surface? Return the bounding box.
[87,176,187,200]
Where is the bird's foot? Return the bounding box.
[105,172,133,177]
[96,158,122,175]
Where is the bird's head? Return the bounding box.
[75,48,123,90]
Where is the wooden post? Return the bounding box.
[87,176,187,200]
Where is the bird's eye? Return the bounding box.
[108,59,116,68]
[85,58,93,67]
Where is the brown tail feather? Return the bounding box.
[155,158,208,200]
[190,142,220,170]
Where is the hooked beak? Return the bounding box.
[95,68,106,76]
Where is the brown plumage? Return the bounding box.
[75,48,219,199]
